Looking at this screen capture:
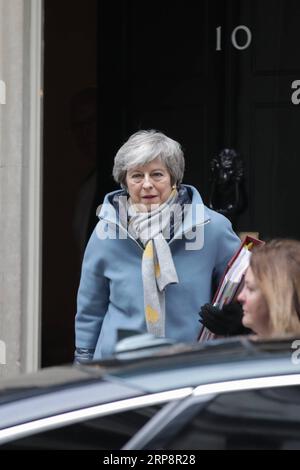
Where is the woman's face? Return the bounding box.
[125,157,173,211]
[237,267,270,336]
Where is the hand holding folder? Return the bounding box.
[198,235,264,341]
[199,302,252,336]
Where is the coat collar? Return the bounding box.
[97,185,210,237]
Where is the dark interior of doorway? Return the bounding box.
[42,0,98,366]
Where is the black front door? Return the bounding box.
[98,0,300,239]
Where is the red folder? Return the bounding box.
[199,235,264,342]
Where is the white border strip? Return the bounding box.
[0,387,193,444]
[193,374,300,396]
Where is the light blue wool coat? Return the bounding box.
[75,185,241,359]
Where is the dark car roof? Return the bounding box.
[100,336,300,392]
[0,336,297,396]
[0,336,299,434]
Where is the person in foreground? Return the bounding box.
[74,130,240,362]
[200,239,300,338]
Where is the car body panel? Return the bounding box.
[0,336,300,449]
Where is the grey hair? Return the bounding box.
[112,129,185,189]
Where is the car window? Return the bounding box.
[147,385,300,450]
[0,405,162,450]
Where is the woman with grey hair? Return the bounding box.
[75,130,240,361]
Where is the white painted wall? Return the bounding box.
[0,0,42,378]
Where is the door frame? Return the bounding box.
[21,0,43,372]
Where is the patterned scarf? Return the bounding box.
[117,187,190,336]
